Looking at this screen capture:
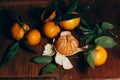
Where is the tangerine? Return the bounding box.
[95,46,108,66]
[43,22,60,38]
[11,22,30,41]
[59,12,80,30]
[26,29,41,46]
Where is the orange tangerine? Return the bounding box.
[26,29,41,46]
[11,22,30,41]
[43,22,60,38]
[95,46,108,66]
[59,12,80,30]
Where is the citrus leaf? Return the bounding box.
[80,16,90,29]
[101,22,114,30]
[95,36,117,48]
[16,10,24,22]
[87,50,95,70]
[24,42,36,53]
[80,34,97,44]
[54,0,66,15]
[16,10,24,27]
[0,42,20,68]
[58,14,80,21]
[67,0,79,14]
[83,5,91,11]
[16,17,24,27]
[96,24,103,33]
[79,27,91,32]
[42,1,56,21]
[32,56,52,64]
[83,46,96,55]
[22,39,36,53]
[80,35,88,41]
[42,63,57,74]
[85,34,95,44]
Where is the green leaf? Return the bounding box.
[16,17,24,27]
[96,24,103,33]
[83,46,96,55]
[85,35,95,44]
[42,1,56,21]
[22,39,36,53]
[79,27,91,32]
[87,50,95,70]
[67,0,79,14]
[54,0,66,16]
[16,10,24,27]
[32,56,52,64]
[80,34,97,44]
[42,63,57,74]
[83,5,91,11]
[95,36,117,48]
[0,42,20,68]
[58,14,80,21]
[80,36,88,41]
[80,16,90,29]
[16,10,24,22]
[101,22,114,30]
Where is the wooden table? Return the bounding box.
[0,0,120,80]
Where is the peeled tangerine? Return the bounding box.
[42,31,81,70]
[55,31,79,56]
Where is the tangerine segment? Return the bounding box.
[95,46,107,66]
[26,29,41,46]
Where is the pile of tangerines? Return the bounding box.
[10,9,107,68]
[0,0,116,75]
[0,0,118,75]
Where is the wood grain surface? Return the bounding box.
[0,0,120,80]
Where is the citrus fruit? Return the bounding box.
[43,22,60,38]
[26,29,41,46]
[95,45,108,66]
[11,22,30,41]
[59,12,80,30]
[55,31,79,56]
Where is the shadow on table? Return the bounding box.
[0,77,59,80]
[0,8,15,39]
[77,53,89,74]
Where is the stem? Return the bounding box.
[16,10,28,33]
[69,56,79,59]
[109,30,119,38]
